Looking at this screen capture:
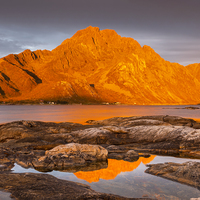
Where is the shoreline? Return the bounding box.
[1,115,200,199]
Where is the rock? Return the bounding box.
[86,115,200,128]
[124,150,139,161]
[145,161,200,189]
[32,143,108,171]
[108,150,139,162]
[0,120,97,149]
[193,123,200,129]
[139,153,150,158]
[0,173,143,200]
[0,162,14,172]
[106,145,127,153]
[120,119,169,127]
[1,115,200,172]
[3,115,200,199]
[1,27,200,105]
[184,106,200,110]
[126,150,139,157]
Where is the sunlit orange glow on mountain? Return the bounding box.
[74,156,156,183]
[1,26,200,104]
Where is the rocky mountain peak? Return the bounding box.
[0,27,200,105]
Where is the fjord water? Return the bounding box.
[2,104,200,199]
[0,104,200,124]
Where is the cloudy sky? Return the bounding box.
[0,0,199,66]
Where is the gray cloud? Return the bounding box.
[132,34,200,66]
[0,0,199,65]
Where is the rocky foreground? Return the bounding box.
[1,115,200,199]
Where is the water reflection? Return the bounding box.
[74,156,156,183]
[12,155,200,199]
[0,190,13,200]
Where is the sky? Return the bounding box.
[0,0,200,66]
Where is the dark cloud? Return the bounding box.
[0,0,199,65]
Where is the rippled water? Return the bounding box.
[0,104,200,124]
[12,155,200,200]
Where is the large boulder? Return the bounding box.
[32,143,108,171]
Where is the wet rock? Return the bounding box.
[32,143,108,171]
[0,173,145,200]
[145,161,200,189]
[139,153,150,158]
[109,150,139,162]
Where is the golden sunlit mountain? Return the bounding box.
[0,26,200,104]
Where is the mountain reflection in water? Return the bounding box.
[74,156,156,183]
[12,155,200,199]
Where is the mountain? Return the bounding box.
[0,26,200,105]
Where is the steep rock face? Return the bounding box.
[0,26,200,104]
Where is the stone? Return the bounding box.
[145,161,200,189]
[0,173,143,200]
[2,115,200,199]
[86,115,200,129]
[32,143,108,171]
[1,27,200,105]
[108,150,139,162]
[1,116,200,164]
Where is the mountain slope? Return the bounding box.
[0,26,200,104]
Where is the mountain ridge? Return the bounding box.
[0,26,200,105]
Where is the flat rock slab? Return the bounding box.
[0,120,99,149]
[145,161,200,189]
[86,115,200,129]
[0,173,153,200]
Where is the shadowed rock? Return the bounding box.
[0,173,152,200]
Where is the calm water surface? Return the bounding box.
[0,190,13,200]
[0,104,200,124]
[12,155,200,200]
